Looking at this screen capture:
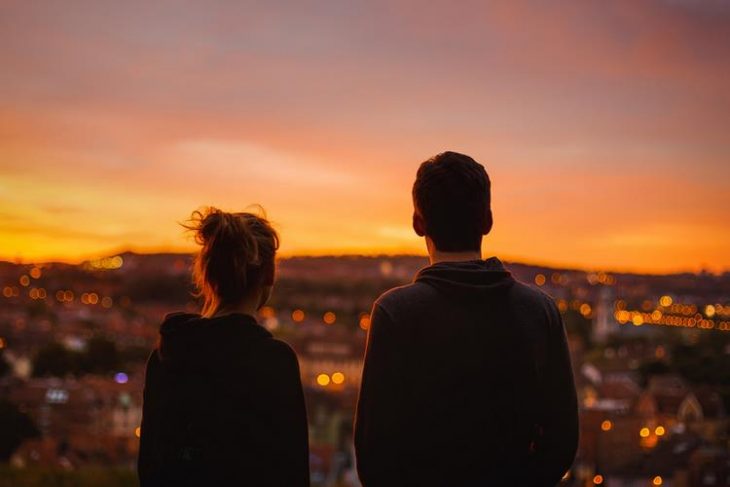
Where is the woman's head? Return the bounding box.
[185,207,279,317]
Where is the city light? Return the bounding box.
[592,474,603,485]
[29,288,46,299]
[19,275,30,287]
[659,295,673,307]
[114,373,129,384]
[534,274,546,286]
[45,388,69,404]
[613,306,730,333]
[652,476,663,486]
[655,426,665,436]
[615,310,630,323]
[259,306,276,319]
[580,303,592,317]
[81,293,99,305]
[87,255,124,270]
[0,337,5,349]
[135,426,141,438]
[323,311,336,325]
[640,427,650,438]
[332,372,345,385]
[600,420,612,431]
[317,374,331,386]
[292,309,305,322]
[29,267,42,279]
[359,314,371,331]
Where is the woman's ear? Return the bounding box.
[413,212,426,237]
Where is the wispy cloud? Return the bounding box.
[170,139,355,188]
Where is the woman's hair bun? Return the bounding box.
[191,208,245,249]
[183,206,279,316]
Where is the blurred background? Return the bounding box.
[1,1,729,486]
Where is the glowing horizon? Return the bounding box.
[1,1,729,274]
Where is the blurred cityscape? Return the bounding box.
[0,253,729,487]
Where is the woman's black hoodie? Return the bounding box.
[138,312,309,487]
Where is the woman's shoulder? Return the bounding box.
[254,336,297,358]
[249,337,300,370]
[159,311,201,333]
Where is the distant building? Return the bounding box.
[592,287,614,344]
[7,375,142,467]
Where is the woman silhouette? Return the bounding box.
[138,207,309,486]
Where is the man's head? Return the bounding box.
[412,151,492,252]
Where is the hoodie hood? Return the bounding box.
[157,312,271,371]
[415,256,514,299]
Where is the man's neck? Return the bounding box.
[429,250,482,265]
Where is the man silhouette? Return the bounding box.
[355,152,578,486]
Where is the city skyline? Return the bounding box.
[2,1,729,273]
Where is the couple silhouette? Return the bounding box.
[137,152,579,487]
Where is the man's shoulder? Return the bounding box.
[509,279,556,307]
[374,282,437,316]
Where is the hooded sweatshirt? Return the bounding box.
[355,257,578,487]
[138,312,309,487]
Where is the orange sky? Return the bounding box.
[1,1,729,273]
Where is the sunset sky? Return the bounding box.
[1,1,729,273]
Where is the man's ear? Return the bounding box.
[257,286,272,310]
[262,261,275,286]
[482,210,493,236]
[413,212,426,237]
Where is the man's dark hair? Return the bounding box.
[412,151,491,252]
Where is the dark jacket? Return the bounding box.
[355,258,578,487]
[138,312,309,487]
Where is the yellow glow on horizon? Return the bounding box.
[1,160,728,274]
